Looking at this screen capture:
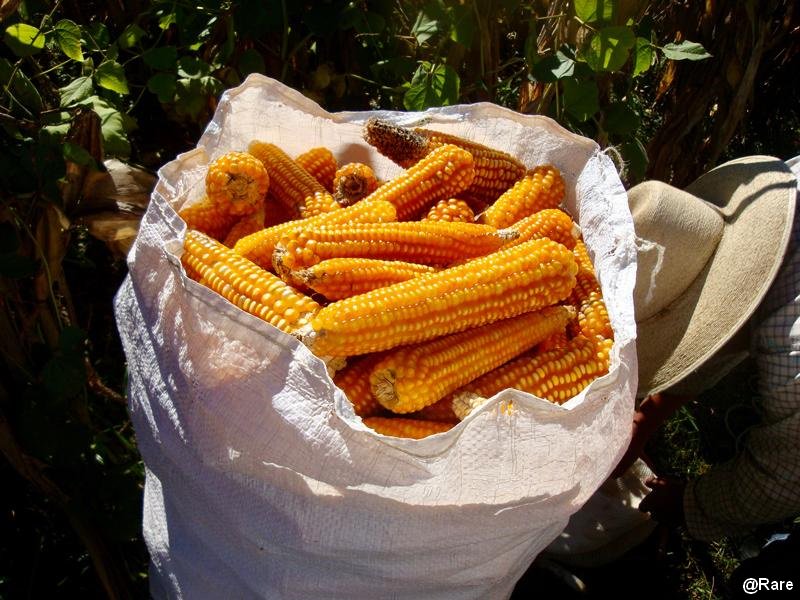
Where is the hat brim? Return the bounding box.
[635,155,797,398]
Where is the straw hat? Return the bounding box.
[629,155,797,398]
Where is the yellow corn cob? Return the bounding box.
[333,162,379,206]
[333,353,388,417]
[363,417,454,439]
[538,330,569,351]
[300,191,341,218]
[233,199,397,270]
[301,237,578,357]
[182,230,320,334]
[371,306,573,413]
[224,207,266,247]
[453,335,611,410]
[179,194,239,241]
[361,144,475,220]
[297,258,436,301]
[406,395,459,423]
[273,221,515,276]
[568,240,614,341]
[248,141,326,218]
[295,147,337,192]
[482,166,565,229]
[363,118,526,206]
[423,198,475,223]
[505,208,580,250]
[205,151,270,216]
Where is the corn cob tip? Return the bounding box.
[370,366,398,410]
[451,391,490,421]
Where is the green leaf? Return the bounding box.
[603,102,640,135]
[583,26,636,72]
[147,72,177,103]
[159,12,177,30]
[54,19,83,61]
[411,1,448,44]
[142,45,178,70]
[118,23,146,50]
[562,78,599,122]
[80,96,131,157]
[449,4,475,47]
[530,49,575,82]
[619,137,648,182]
[95,60,129,95]
[0,57,43,113]
[238,49,265,77]
[632,37,654,76]
[42,354,85,400]
[352,11,386,35]
[83,22,110,50]
[574,0,613,23]
[403,62,460,110]
[60,75,94,106]
[177,56,212,79]
[4,23,44,56]
[63,142,98,168]
[174,78,206,118]
[661,40,712,61]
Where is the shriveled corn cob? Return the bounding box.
[453,335,611,413]
[333,353,388,418]
[224,207,266,246]
[364,118,526,205]
[363,417,454,439]
[301,191,341,218]
[371,306,573,413]
[361,144,475,220]
[182,230,320,334]
[505,208,580,250]
[568,240,614,341]
[482,166,565,229]
[179,195,239,241]
[297,258,436,301]
[233,199,397,270]
[300,237,578,357]
[333,162,379,206]
[273,221,515,275]
[423,198,475,223]
[248,141,326,218]
[205,151,270,216]
[407,395,459,423]
[295,147,337,192]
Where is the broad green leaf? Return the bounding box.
[198,75,223,97]
[603,102,640,135]
[147,72,176,103]
[0,57,43,113]
[619,137,648,182]
[81,96,131,157]
[118,24,146,50]
[159,12,177,30]
[403,62,460,110]
[174,78,206,118]
[83,22,109,50]
[142,45,177,70]
[95,60,129,95]
[562,78,599,122]
[63,141,98,168]
[530,49,575,82]
[4,23,44,56]
[449,3,475,47]
[411,1,448,44]
[661,40,711,61]
[584,26,635,72]
[574,0,613,23]
[177,56,212,79]
[632,37,654,76]
[238,48,265,77]
[60,75,93,106]
[54,19,83,61]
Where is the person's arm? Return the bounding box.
[611,392,695,478]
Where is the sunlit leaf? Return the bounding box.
[53,19,83,61]
[403,61,460,110]
[574,0,613,23]
[60,75,93,106]
[4,22,44,56]
[661,40,712,61]
[95,60,129,95]
[583,26,635,72]
[632,37,654,76]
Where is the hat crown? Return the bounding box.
[629,181,724,322]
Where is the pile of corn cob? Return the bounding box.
[179,119,614,439]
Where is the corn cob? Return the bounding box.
[406,395,459,423]
[233,199,397,270]
[505,208,580,250]
[423,198,475,223]
[273,221,515,276]
[452,335,611,413]
[205,151,270,217]
[363,118,526,206]
[295,147,337,192]
[568,240,614,341]
[361,144,475,220]
[247,141,326,218]
[538,330,569,351]
[481,166,565,229]
[363,417,454,439]
[224,207,266,247]
[300,237,578,357]
[182,230,320,334]
[371,306,573,413]
[178,195,240,241]
[333,353,388,417]
[297,258,437,301]
[300,191,341,218]
[333,162,380,206]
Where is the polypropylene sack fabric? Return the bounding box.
[114,74,638,600]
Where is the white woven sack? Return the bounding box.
[114,74,638,600]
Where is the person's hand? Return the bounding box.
[639,476,686,528]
